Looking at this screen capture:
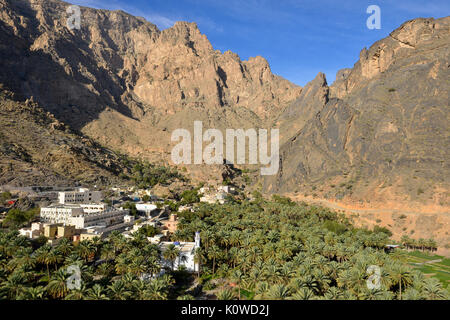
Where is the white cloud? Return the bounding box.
[144,14,176,29]
[69,0,178,29]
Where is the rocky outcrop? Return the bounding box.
[0,0,301,152]
[265,16,450,209]
[330,17,450,99]
[0,89,130,186]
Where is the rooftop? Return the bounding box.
[159,241,196,253]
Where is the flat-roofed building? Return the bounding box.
[40,204,128,229]
[40,205,84,225]
[68,209,127,229]
[19,222,44,239]
[135,203,158,216]
[159,232,200,272]
[80,203,107,213]
[58,188,102,204]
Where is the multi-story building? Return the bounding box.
[80,203,107,213]
[40,204,84,225]
[58,188,102,204]
[40,204,128,229]
[68,209,127,229]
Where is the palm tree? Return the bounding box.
[390,265,412,300]
[100,243,116,261]
[230,269,245,300]
[194,248,205,278]
[254,281,269,300]
[422,278,448,300]
[147,256,161,278]
[0,272,27,299]
[290,288,315,300]
[47,250,63,272]
[402,287,424,300]
[207,245,221,275]
[87,284,109,300]
[21,286,46,300]
[46,269,69,299]
[77,241,96,262]
[323,287,343,300]
[268,284,290,300]
[400,235,410,250]
[107,280,130,300]
[217,288,236,300]
[65,284,89,300]
[56,238,73,257]
[34,245,52,280]
[163,244,181,271]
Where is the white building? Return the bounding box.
[80,203,107,213]
[200,192,227,205]
[218,185,236,194]
[135,203,158,216]
[40,204,128,229]
[58,188,102,204]
[40,204,84,225]
[19,222,44,239]
[159,232,200,272]
[68,209,128,229]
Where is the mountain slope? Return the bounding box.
[0,0,301,166]
[0,88,131,186]
[264,17,450,210]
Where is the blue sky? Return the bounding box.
[70,0,449,86]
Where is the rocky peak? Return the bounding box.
[330,16,450,99]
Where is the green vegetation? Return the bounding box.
[2,207,39,228]
[172,199,448,300]
[122,202,137,216]
[373,226,393,237]
[137,225,160,238]
[0,192,12,203]
[0,198,448,300]
[400,236,438,252]
[405,251,450,288]
[180,189,200,205]
[130,161,184,189]
[0,232,176,300]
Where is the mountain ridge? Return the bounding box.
[0,0,448,219]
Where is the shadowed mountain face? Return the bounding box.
[0,0,449,209]
[0,0,301,165]
[265,17,450,208]
[0,89,130,186]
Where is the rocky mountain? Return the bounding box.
[0,0,301,170]
[0,88,130,186]
[264,17,450,210]
[0,0,448,218]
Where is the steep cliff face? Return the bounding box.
[0,0,301,166]
[265,17,450,210]
[330,17,449,99]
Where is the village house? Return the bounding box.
[159,232,201,272]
